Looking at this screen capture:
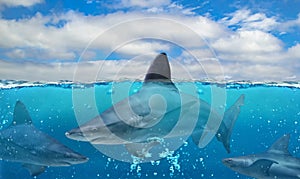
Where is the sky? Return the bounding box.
[0,0,299,82]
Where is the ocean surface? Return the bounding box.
[0,80,299,179]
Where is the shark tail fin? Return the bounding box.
[216,94,245,153]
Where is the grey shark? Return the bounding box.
[66,53,245,157]
[222,134,300,179]
[0,101,88,176]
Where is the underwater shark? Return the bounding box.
[222,134,300,179]
[0,101,88,176]
[66,53,245,157]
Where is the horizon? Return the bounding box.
[0,0,299,82]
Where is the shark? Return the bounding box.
[222,134,300,179]
[0,101,88,176]
[66,53,245,158]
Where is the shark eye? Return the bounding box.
[87,127,97,131]
[227,159,233,163]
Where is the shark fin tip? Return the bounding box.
[144,53,171,82]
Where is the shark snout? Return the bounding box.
[70,153,89,163]
[62,152,89,165]
[222,158,236,168]
[65,128,85,140]
[65,126,103,143]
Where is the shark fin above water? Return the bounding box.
[144,52,171,82]
[13,101,32,126]
[22,163,47,177]
[267,134,291,155]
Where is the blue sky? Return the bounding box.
[0,0,299,82]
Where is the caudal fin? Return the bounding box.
[216,94,245,153]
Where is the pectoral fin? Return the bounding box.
[125,140,160,158]
[248,159,278,176]
[22,163,46,176]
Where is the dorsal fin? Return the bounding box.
[267,134,291,155]
[12,101,32,125]
[144,53,171,82]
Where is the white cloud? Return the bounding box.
[0,5,299,82]
[0,12,100,60]
[280,13,300,32]
[0,10,226,61]
[120,0,171,8]
[115,41,171,56]
[0,0,43,7]
[222,63,294,81]
[212,30,284,63]
[114,1,199,16]
[287,43,300,58]
[213,8,299,81]
[167,2,198,15]
[220,9,278,32]
[6,49,26,59]
[0,55,295,82]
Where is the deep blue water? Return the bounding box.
[0,81,299,179]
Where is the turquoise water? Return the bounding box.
[0,81,299,179]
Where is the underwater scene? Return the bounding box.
[0,80,299,179]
